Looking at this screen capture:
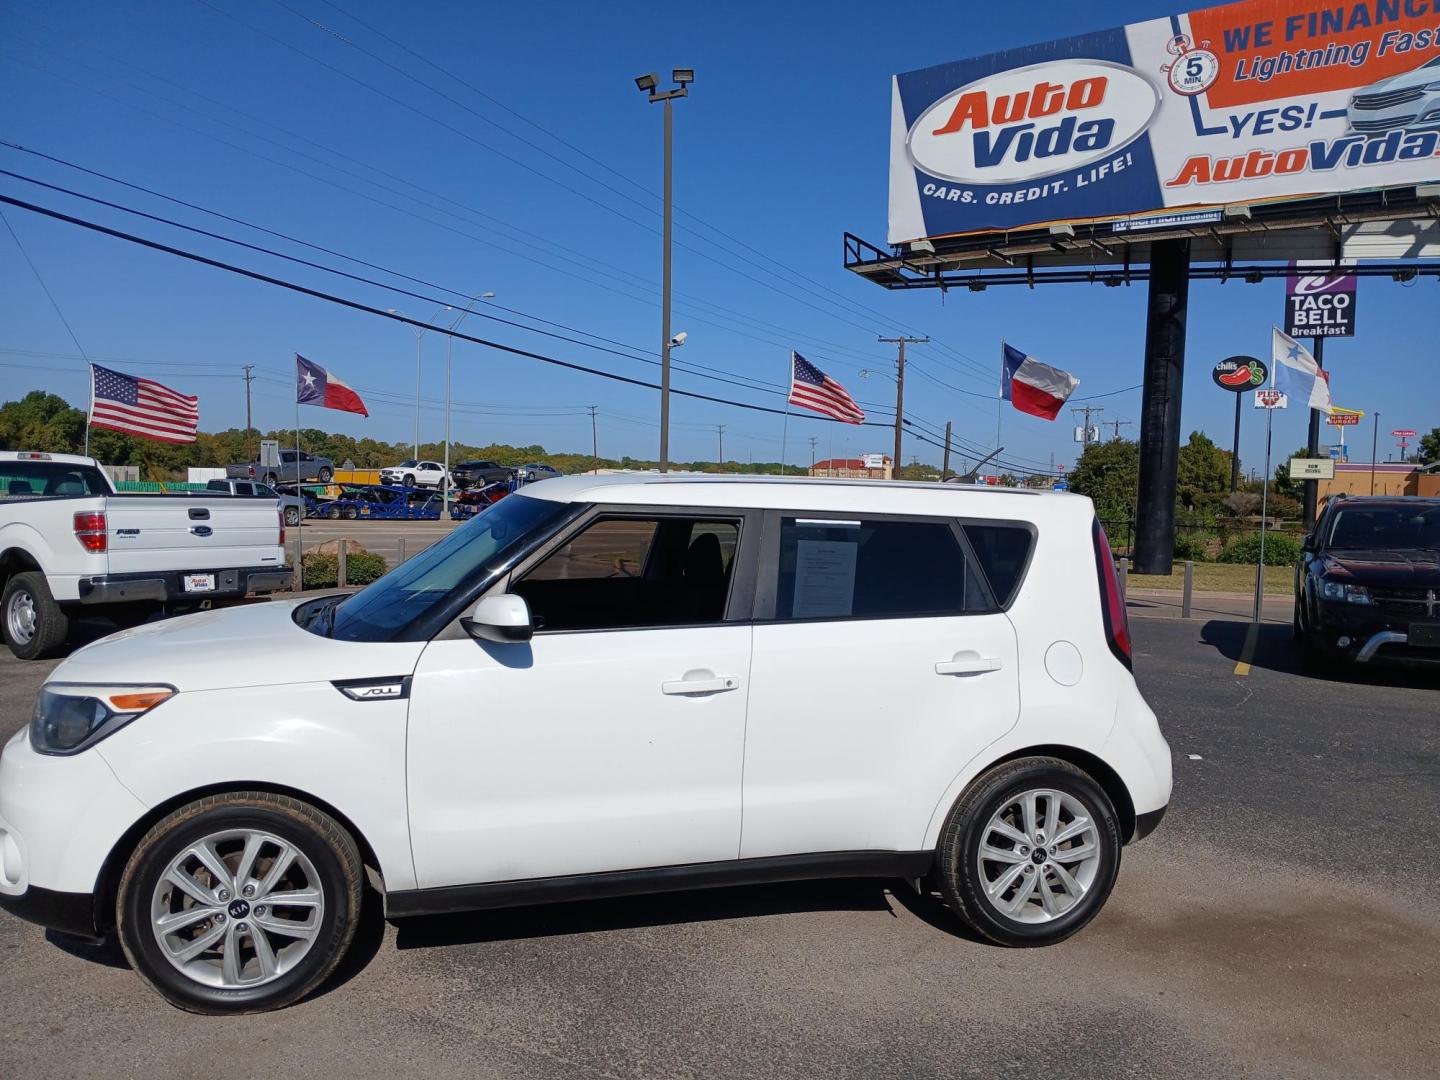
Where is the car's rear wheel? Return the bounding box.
[116,791,362,1014]
[284,507,301,528]
[316,468,333,483]
[263,472,280,488]
[936,757,1120,947]
[2,571,70,660]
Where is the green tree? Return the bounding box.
[1067,439,1139,522]
[1272,446,1311,500]
[1176,431,1233,510]
[0,391,86,453]
[1418,427,1440,465]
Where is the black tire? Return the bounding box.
[284,507,301,528]
[317,467,333,483]
[341,506,358,520]
[403,473,415,488]
[324,504,341,520]
[263,472,280,488]
[936,757,1121,947]
[116,791,362,1014]
[2,570,70,660]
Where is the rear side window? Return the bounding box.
[774,517,991,620]
[963,523,1035,608]
[0,462,108,498]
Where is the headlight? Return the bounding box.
[1423,81,1440,92]
[30,684,175,756]
[1320,581,1373,604]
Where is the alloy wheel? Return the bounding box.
[149,828,325,989]
[975,788,1101,924]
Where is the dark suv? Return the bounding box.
[1294,495,1440,670]
[451,460,514,489]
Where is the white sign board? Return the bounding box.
[259,439,281,466]
[862,453,886,469]
[791,540,858,618]
[1254,390,1288,410]
[1288,458,1335,480]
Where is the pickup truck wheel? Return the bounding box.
[284,507,301,528]
[116,791,363,1014]
[936,757,1120,947]
[263,473,280,488]
[2,571,70,660]
[316,467,333,483]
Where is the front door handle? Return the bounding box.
[662,673,739,695]
[935,656,1003,676]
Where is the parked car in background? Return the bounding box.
[378,459,447,489]
[205,478,306,528]
[226,450,333,487]
[0,451,290,659]
[515,463,562,483]
[1294,494,1440,670]
[0,474,1168,1012]
[450,459,514,489]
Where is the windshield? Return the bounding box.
[395,459,418,468]
[323,493,574,641]
[1326,506,1440,550]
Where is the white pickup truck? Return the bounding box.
[0,451,291,659]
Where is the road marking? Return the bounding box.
[1233,622,1259,676]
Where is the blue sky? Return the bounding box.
[1,0,1435,473]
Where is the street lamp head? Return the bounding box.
[634,72,659,92]
[672,68,694,85]
[481,291,496,299]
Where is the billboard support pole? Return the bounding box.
[1229,391,1242,492]
[1134,239,1190,575]
[1302,336,1324,528]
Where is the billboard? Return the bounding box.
[889,0,1440,243]
[1285,261,1357,336]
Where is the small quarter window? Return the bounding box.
[963,524,1034,608]
[773,517,989,620]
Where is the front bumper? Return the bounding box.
[1311,601,1440,667]
[77,565,293,605]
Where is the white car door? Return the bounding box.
[741,513,1023,859]
[406,509,757,890]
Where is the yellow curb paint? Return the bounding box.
[1233,622,1259,677]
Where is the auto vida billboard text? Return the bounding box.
[889,0,1440,243]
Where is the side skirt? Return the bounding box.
[384,850,935,919]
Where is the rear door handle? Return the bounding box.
[935,656,1003,676]
[662,675,739,695]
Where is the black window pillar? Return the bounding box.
[1133,239,1191,575]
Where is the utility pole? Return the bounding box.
[241,364,255,458]
[589,405,599,474]
[808,436,818,472]
[1070,404,1105,446]
[942,421,952,479]
[1302,336,1324,528]
[1107,419,1133,441]
[879,335,927,479]
[716,424,725,468]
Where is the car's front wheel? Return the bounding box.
[936,757,1121,947]
[116,791,363,1014]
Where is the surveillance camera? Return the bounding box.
[669,331,688,348]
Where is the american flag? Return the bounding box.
[89,364,199,443]
[787,352,865,424]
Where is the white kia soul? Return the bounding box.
[0,476,1170,1013]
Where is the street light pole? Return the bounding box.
[388,306,449,459]
[636,69,692,473]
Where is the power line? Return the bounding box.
[0,207,90,362]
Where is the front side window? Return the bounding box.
[322,493,574,641]
[512,516,740,631]
[773,517,990,620]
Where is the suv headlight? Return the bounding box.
[1320,581,1373,605]
[30,684,175,756]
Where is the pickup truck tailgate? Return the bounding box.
[106,496,284,573]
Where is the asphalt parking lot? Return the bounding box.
[1,614,1436,1079]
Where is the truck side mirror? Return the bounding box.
[1301,533,1314,552]
[461,594,533,643]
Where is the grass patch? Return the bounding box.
[1127,563,1291,595]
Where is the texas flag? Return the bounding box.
[1001,343,1079,421]
[1271,328,1332,414]
[296,354,368,416]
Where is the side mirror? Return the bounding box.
[1301,533,1314,552]
[461,593,533,643]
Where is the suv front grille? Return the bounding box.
[1370,586,1438,620]
[1351,86,1425,110]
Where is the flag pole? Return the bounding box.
[780,351,794,476]
[294,367,303,587]
[995,340,1005,450]
[84,364,93,458]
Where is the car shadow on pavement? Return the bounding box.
[1199,618,1440,689]
[391,878,909,951]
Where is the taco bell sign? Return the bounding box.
[1284,261,1356,338]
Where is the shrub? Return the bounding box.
[1173,534,1210,562]
[1218,533,1300,566]
[301,550,388,588]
